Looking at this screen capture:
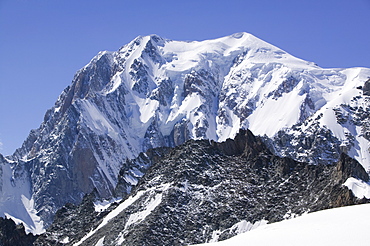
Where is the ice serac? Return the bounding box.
[1,32,370,232]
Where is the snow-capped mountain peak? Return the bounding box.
[1,33,370,234]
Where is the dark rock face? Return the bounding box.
[268,120,343,166]
[334,153,369,183]
[363,78,370,96]
[0,217,38,246]
[267,76,300,100]
[212,129,267,156]
[35,130,369,246]
[114,147,171,198]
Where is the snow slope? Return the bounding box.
[194,204,370,246]
[344,177,370,199]
[0,158,45,234]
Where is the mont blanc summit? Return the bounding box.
[1,33,370,242]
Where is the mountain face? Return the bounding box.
[1,32,370,233]
[34,130,369,245]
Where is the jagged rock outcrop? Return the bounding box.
[363,78,370,96]
[0,217,37,246]
[114,147,171,198]
[34,130,369,245]
[33,190,116,246]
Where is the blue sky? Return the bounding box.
[0,0,370,155]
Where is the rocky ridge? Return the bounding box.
[0,217,37,246]
[34,130,369,245]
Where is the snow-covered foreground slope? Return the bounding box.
[1,32,370,233]
[194,203,370,246]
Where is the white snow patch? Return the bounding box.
[94,236,105,246]
[61,237,70,244]
[319,108,346,139]
[168,94,202,123]
[20,195,45,234]
[115,232,125,245]
[231,219,268,235]
[123,174,138,186]
[105,72,123,94]
[283,209,302,220]
[344,177,370,199]
[209,220,267,243]
[209,230,222,243]
[54,106,61,113]
[124,192,163,230]
[179,180,189,192]
[216,106,241,142]
[80,100,119,140]
[138,98,159,124]
[94,197,122,213]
